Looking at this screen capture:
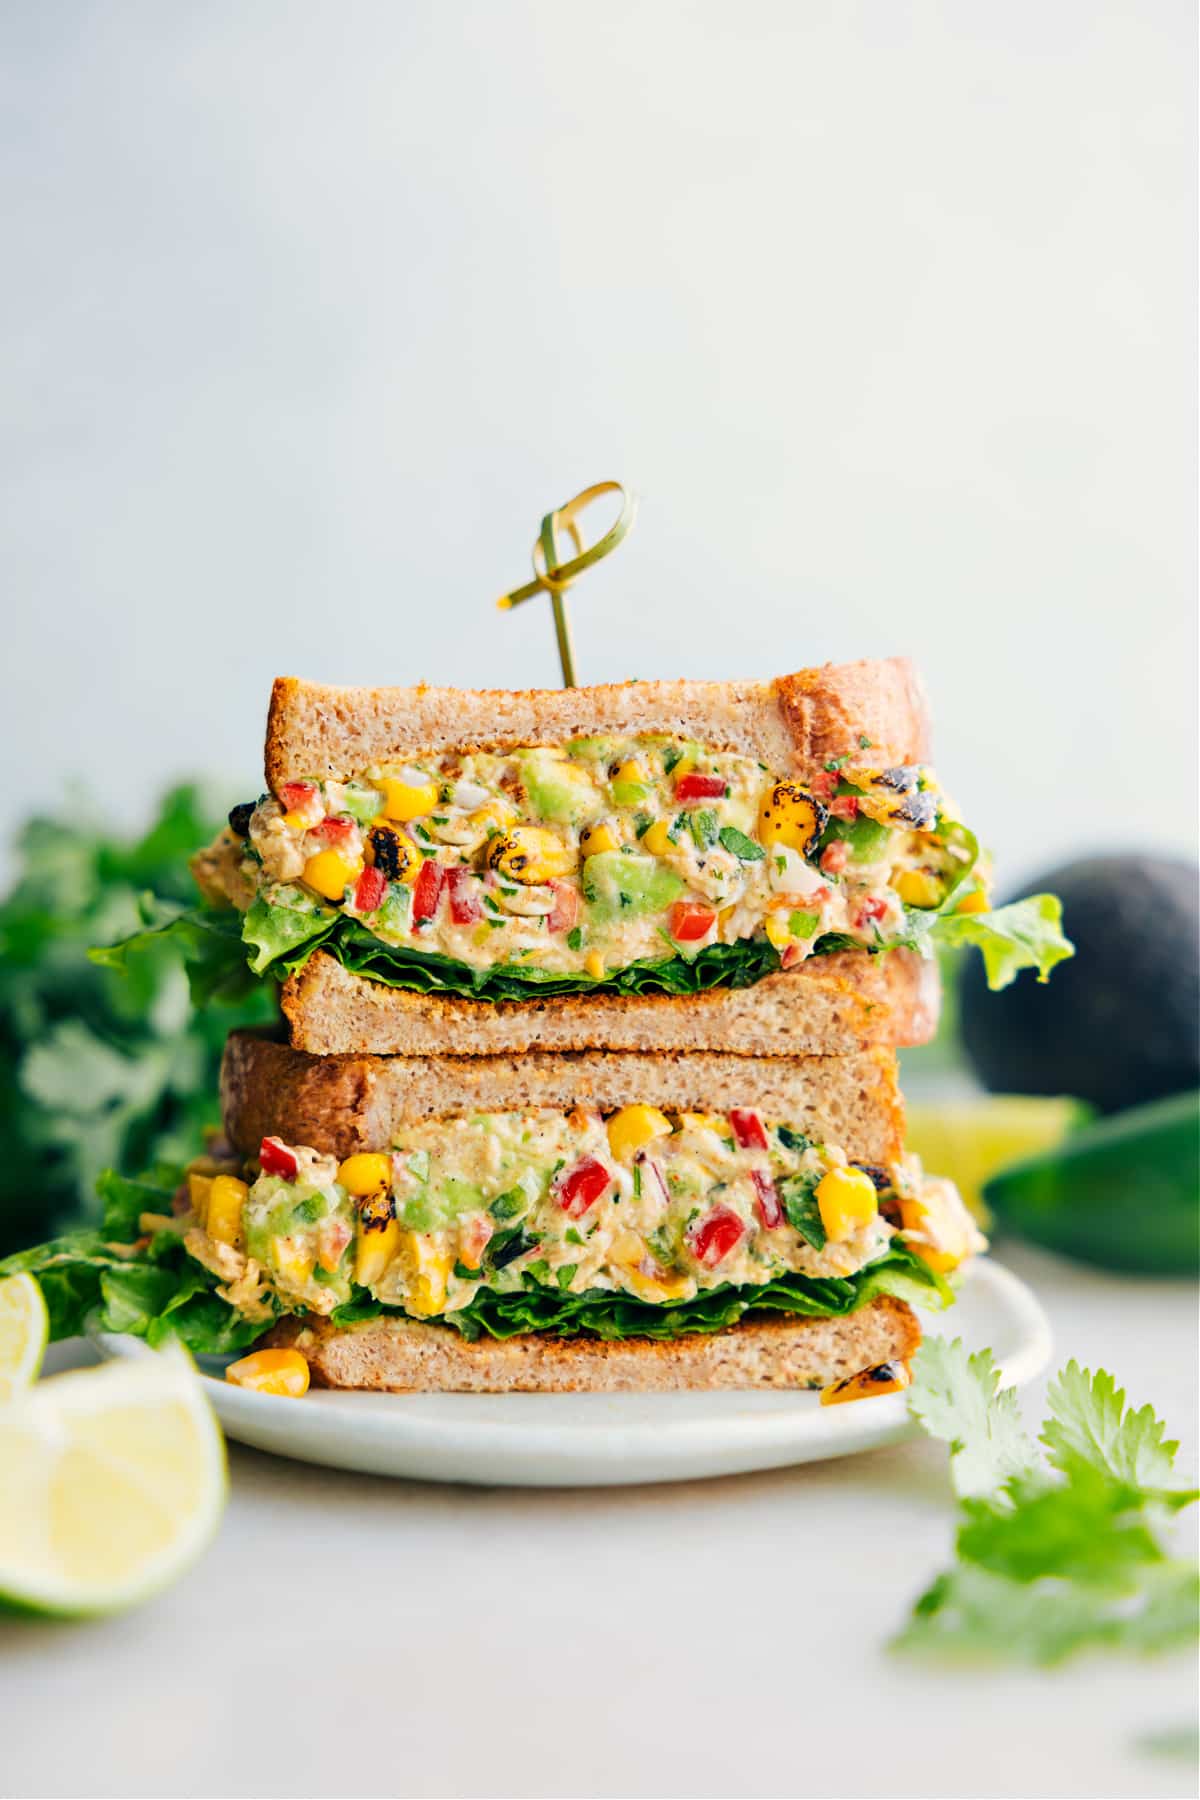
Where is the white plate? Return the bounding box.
[95,1260,1050,1488]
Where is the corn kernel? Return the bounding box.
[399,1231,452,1316]
[758,782,826,858]
[815,1166,878,1243]
[585,950,605,980]
[641,819,672,857]
[283,810,312,832]
[765,911,793,950]
[606,1105,673,1163]
[899,1183,976,1273]
[612,1229,690,1300]
[355,1217,400,1288]
[377,776,439,823]
[274,1240,315,1292]
[206,1175,248,1249]
[225,1347,310,1398]
[580,820,620,856]
[820,1360,911,1406]
[614,759,647,786]
[187,1171,214,1225]
[337,1153,392,1197]
[303,847,363,901]
[469,798,517,837]
[678,1111,730,1136]
[892,869,943,908]
[486,827,576,884]
[955,887,990,915]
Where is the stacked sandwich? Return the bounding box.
[159,657,1067,1396]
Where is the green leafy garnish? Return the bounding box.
[897,1339,1199,1665]
[778,1173,825,1250]
[717,826,765,863]
[925,894,1073,990]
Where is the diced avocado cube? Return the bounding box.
[582,852,685,921]
[517,750,601,824]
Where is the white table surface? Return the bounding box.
[4,1243,1197,1800]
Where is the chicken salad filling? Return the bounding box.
[197,734,993,991]
[177,1106,984,1337]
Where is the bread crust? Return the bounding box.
[281,946,939,1057]
[264,658,931,787]
[266,1297,920,1392]
[220,1031,906,1164]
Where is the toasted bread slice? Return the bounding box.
[282,945,939,1057]
[264,657,930,787]
[220,1031,907,1164]
[266,1298,920,1392]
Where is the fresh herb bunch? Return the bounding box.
[898,1338,1199,1664]
[0,786,277,1254]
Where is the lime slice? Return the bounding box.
[905,1095,1090,1223]
[0,1355,227,1615]
[0,1273,49,1403]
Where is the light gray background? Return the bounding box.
[2,0,1195,885]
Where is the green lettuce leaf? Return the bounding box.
[927,893,1073,989]
[329,1242,953,1341]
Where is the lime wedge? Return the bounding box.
[0,1355,226,1615]
[905,1095,1090,1223]
[0,1273,49,1404]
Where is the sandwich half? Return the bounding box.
[160,1031,982,1393]
[183,656,1051,1057]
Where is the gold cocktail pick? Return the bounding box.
[496,480,638,687]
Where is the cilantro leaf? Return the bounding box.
[1041,1362,1198,1504]
[907,1337,1036,1498]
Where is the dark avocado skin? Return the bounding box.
[960,856,1199,1114]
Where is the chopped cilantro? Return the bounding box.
[556,1264,578,1290]
[566,926,583,951]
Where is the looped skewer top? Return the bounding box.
[496,480,638,687]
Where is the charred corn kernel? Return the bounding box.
[367,825,420,884]
[337,1153,392,1197]
[765,911,794,950]
[355,1217,400,1288]
[225,1347,310,1397]
[187,1172,214,1224]
[678,1111,730,1136]
[815,1165,879,1243]
[585,950,605,980]
[283,810,312,832]
[376,776,439,823]
[641,819,672,857]
[758,782,828,858]
[606,1104,673,1162]
[399,1232,453,1316]
[955,887,990,915]
[580,820,620,856]
[820,1360,912,1406]
[486,826,576,884]
[274,1241,315,1292]
[205,1174,248,1249]
[303,847,363,900]
[892,869,943,909]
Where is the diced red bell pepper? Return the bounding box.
[412,859,445,923]
[730,1108,769,1152]
[354,866,388,913]
[689,1203,746,1268]
[259,1136,298,1179]
[317,1216,353,1272]
[810,769,839,802]
[781,944,805,969]
[279,781,318,813]
[458,1214,495,1271]
[675,772,727,802]
[548,880,580,933]
[314,814,356,847]
[669,900,717,943]
[446,865,483,924]
[853,895,889,928]
[828,796,860,821]
[555,1156,612,1219]
[750,1168,783,1229]
[820,841,849,875]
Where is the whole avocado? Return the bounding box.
[960,855,1198,1113]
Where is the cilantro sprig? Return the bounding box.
[897,1339,1199,1665]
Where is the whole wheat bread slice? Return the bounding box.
[264,658,929,786]
[266,1298,920,1392]
[282,945,939,1058]
[220,1031,906,1164]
